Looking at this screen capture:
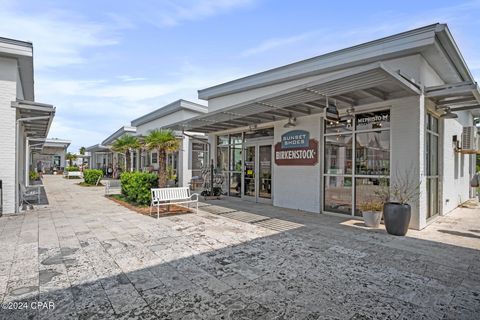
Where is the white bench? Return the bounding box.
[105,180,122,195]
[150,187,199,218]
[66,171,83,179]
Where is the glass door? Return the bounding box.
[243,146,256,199]
[258,145,272,201]
[242,144,273,203]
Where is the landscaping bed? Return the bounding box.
[107,194,192,217]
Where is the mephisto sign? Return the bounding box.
[275,130,318,166]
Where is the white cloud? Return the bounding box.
[240,31,320,57]
[144,0,256,27]
[0,3,121,69]
[117,75,148,82]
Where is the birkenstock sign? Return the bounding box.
[275,130,318,166]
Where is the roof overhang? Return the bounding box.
[131,99,207,127]
[425,81,480,115]
[86,144,111,152]
[102,126,137,146]
[198,23,473,100]
[12,100,55,148]
[43,138,71,149]
[0,37,34,100]
[168,63,421,133]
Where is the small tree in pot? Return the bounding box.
[377,169,421,236]
[359,198,384,228]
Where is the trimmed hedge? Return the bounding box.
[120,172,158,205]
[83,169,103,185]
[65,166,79,172]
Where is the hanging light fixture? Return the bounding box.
[439,107,458,119]
[325,96,340,121]
[342,107,355,121]
[283,113,296,128]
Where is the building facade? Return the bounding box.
[31,138,71,174]
[88,100,208,187]
[0,37,55,214]
[167,24,480,230]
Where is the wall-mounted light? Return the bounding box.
[439,107,458,119]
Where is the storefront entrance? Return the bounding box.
[243,144,273,203]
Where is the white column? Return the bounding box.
[136,149,141,171]
[25,139,29,186]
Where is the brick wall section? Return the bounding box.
[0,57,18,214]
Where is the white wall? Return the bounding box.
[0,57,18,213]
[273,114,322,213]
[442,111,473,214]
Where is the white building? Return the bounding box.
[88,100,208,187]
[0,37,55,214]
[166,24,480,230]
[31,138,71,173]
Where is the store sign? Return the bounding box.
[281,130,310,149]
[275,131,318,166]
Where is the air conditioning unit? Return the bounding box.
[462,126,478,150]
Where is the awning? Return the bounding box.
[167,63,421,133]
[425,81,480,114]
[12,100,55,148]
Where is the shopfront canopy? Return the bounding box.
[425,81,480,115]
[12,100,55,148]
[166,63,421,133]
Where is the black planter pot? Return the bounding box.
[383,202,411,236]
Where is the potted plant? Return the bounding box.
[377,169,420,236]
[358,199,383,228]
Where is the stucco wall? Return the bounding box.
[442,111,473,214]
[0,57,18,213]
[273,115,322,213]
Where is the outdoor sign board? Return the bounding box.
[275,130,318,166]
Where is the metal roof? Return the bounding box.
[131,99,207,127]
[43,138,71,148]
[167,63,420,133]
[12,100,55,149]
[101,126,137,146]
[198,23,473,100]
[425,81,480,115]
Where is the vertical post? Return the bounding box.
[210,159,214,196]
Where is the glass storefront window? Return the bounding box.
[355,131,390,175]
[324,134,353,174]
[324,176,352,215]
[355,110,390,130]
[216,146,228,171]
[217,135,229,145]
[355,178,388,217]
[244,128,274,141]
[229,145,242,172]
[325,119,353,134]
[229,133,243,145]
[229,172,241,197]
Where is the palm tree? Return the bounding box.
[79,147,86,155]
[144,129,180,187]
[111,134,140,172]
[66,152,77,167]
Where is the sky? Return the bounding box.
[1,0,480,152]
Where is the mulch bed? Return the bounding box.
[106,195,193,218]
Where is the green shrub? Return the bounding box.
[29,171,39,180]
[120,172,158,205]
[83,169,103,185]
[65,166,79,172]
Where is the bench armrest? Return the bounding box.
[190,193,199,201]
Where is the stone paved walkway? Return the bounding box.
[0,175,479,319]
